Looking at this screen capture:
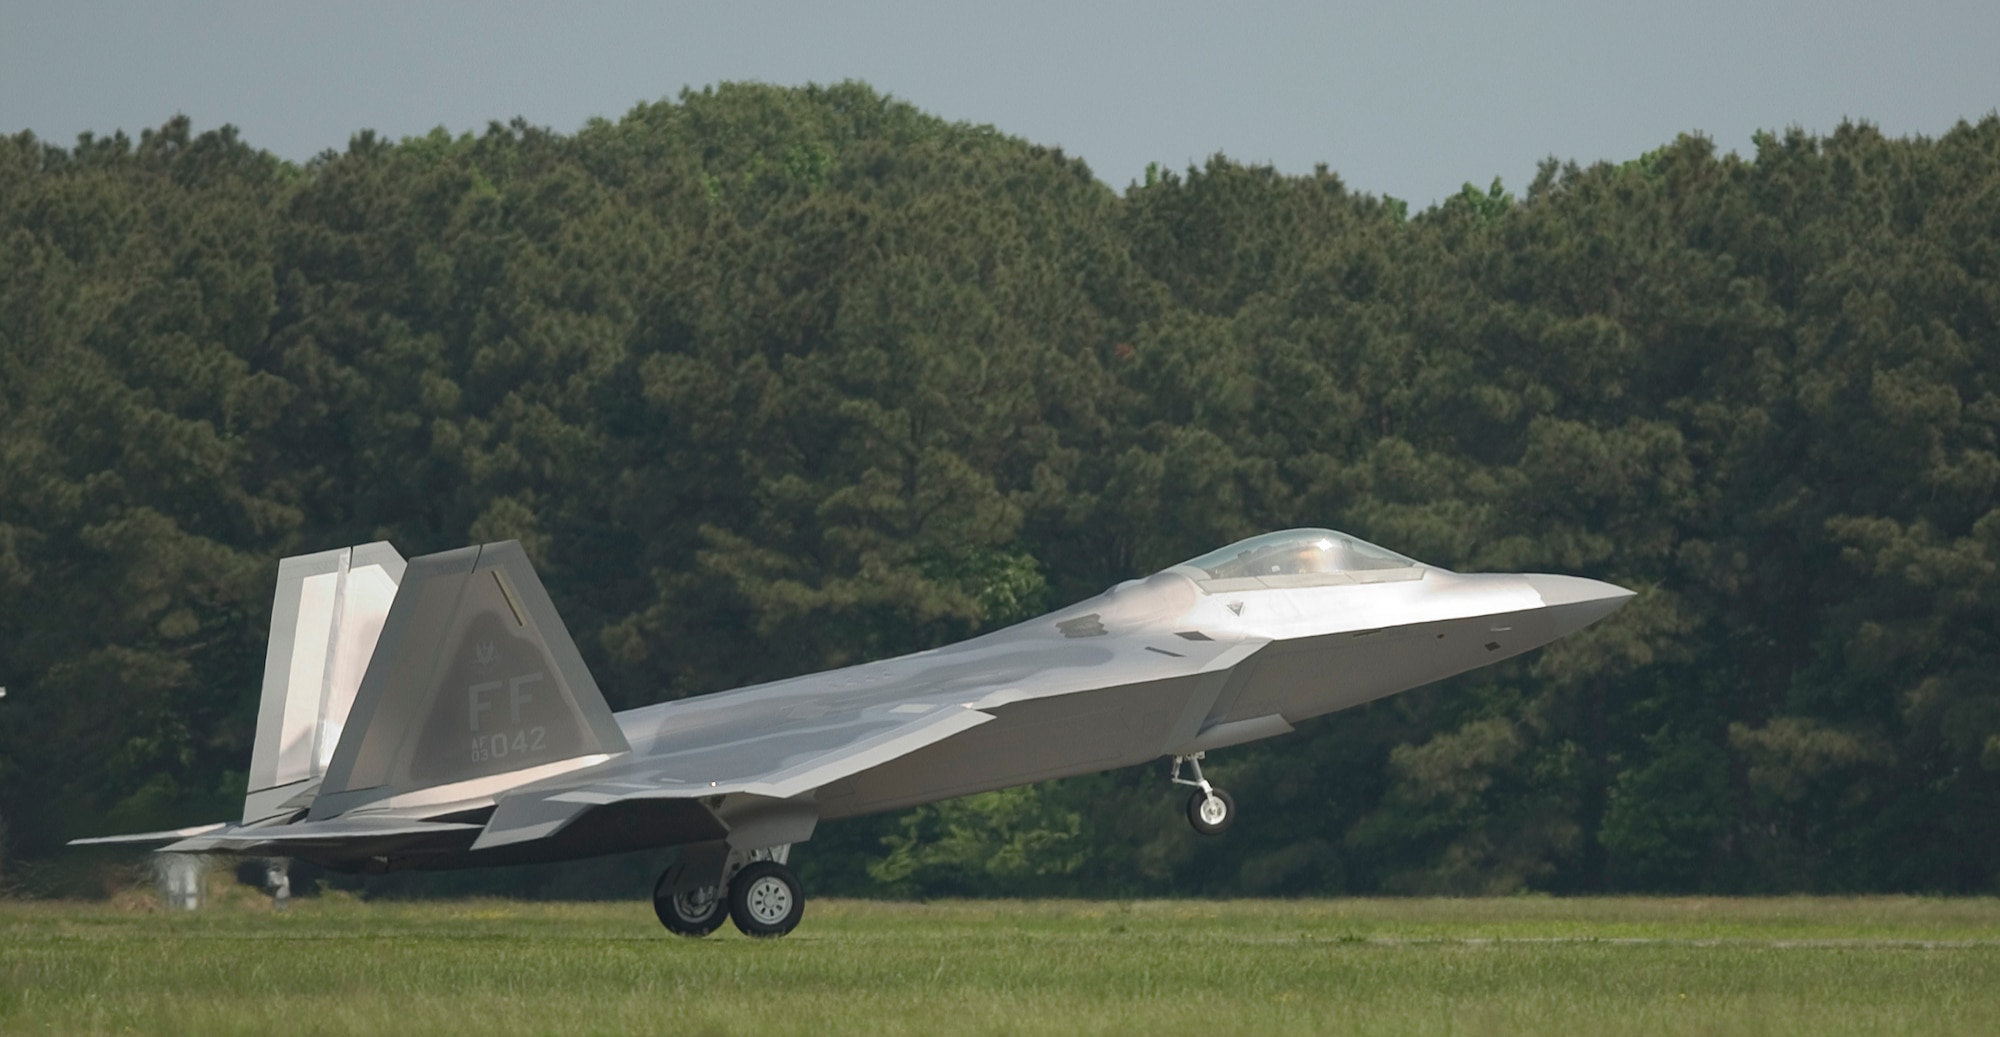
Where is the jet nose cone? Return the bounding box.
[1525,574,1637,639]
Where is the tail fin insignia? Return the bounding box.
[309,541,629,818]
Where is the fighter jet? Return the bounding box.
[73,530,1632,937]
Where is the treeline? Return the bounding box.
[2,82,1996,897]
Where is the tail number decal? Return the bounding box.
[470,726,547,762]
[466,673,549,763]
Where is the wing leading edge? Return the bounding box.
[471,703,995,849]
[469,618,1264,854]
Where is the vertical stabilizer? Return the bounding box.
[309,541,630,820]
[243,543,407,823]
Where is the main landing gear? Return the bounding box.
[654,846,805,938]
[727,860,803,938]
[653,876,727,937]
[1170,752,1236,836]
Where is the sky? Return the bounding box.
[2,0,1996,205]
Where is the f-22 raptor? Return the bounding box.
[75,529,1632,937]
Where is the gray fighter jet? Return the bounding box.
[73,529,1632,937]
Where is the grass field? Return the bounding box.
[6,891,2000,1036]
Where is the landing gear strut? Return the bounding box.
[653,844,805,938]
[1171,753,1236,836]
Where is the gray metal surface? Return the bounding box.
[242,542,405,824]
[310,541,630,821]
[71,529,1634,873]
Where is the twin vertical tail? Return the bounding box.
[241,543,407,824]
[243,540,628,826]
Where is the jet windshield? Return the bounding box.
[1171,529,1420,583]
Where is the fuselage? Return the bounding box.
[92,530,1630,877]
[608,543,1631,823]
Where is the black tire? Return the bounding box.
[1186,788,1236,836]
[653,870,726,937]
[728,860,804,938]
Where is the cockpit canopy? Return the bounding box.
[1167,529,1425,590]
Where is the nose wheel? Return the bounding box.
[1186,787,1236,835]
[1170,753,1236,836]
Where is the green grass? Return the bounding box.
[6,892,2000,1035]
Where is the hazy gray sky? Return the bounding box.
[3,1,1995,204]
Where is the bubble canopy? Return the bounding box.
[1169,529,1422,583]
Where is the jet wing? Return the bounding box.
[471,703,995,848]
[553,701,994,803]
[471,595,1266,850]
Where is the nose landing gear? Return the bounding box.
[1171,753,1236,835]
[1187,786,1237,834]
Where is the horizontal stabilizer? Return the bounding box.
[68,822,228,847]
[161,817,483,856]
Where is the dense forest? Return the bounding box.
[2,82,1996,898]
